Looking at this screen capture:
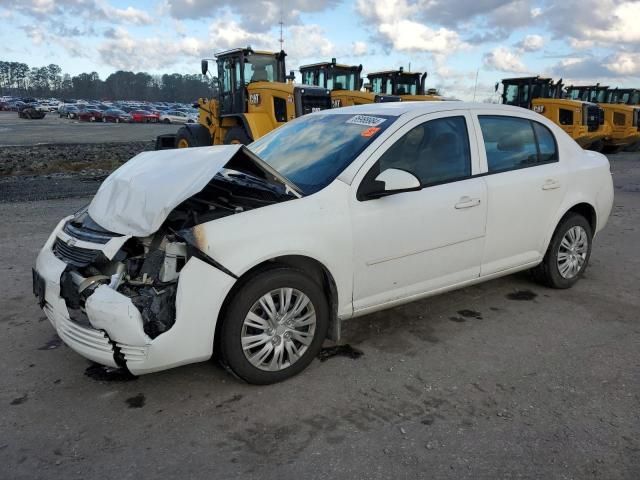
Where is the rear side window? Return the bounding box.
[478,116,558,173]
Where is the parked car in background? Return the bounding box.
[131,110,160,123]
[59,105,79,118]
[18,104,46,119]
[102,109,131,123]
[77,107,103,122]
[159,110,196,124]
[9,101,25,111]
[34,102,614,384]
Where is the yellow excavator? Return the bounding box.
[156,47,332,148]
[499,76,608,150]
[366,68,444,101]
[299,59,401,107]
[565,84,640,152]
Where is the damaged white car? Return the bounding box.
[34,102,614,384]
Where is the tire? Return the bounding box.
[531,213,593,289]
[220,267,329,384]
[602,145,621,154]
[163,118,171,124]
[224,126,252,145]
[588,140,604,152]
[175,124,212,148]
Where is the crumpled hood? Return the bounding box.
[88,145,243,237]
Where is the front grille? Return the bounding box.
[293,86,332,117]
[53,238,100,267]
[63,220,122,244]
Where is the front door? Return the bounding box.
[350,111,488,312]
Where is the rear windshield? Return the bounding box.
[249,113,397,195]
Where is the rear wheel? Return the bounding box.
[531,213,592,289]
[163,118,171,124]
[175,124,212,148]
[223,126,252,145]
[220,268,329,384]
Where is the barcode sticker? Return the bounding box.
[346,115,387,127]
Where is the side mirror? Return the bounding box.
[360,168,421,200]
[201,60,208,76]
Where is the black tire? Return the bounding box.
[163,118,171,124]
[531,213,593,289]
[220,267,329,384]
[602,145,621,154]
[588,140,604,152]
[175,124,212,148]
[224,126,252,145]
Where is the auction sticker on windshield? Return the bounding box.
[346,115,387,127]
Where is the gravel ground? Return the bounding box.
[0,111,178,146]
[0,153,638,479]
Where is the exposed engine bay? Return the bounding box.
[56,167,294,340]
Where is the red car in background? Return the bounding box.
[130,110,160,123]
[77,108,103,122]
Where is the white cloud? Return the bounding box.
[352,41,367,56]
[356,1,468,53]
[518,34,544,52]
[605,52,640,76]
[101,5,153,25]
[483,47,527,73]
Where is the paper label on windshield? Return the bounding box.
[346,115,387,127]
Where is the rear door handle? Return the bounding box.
[455,196,481,209]
[542,179,561,190]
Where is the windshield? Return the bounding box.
[243,54,279,84]
[395,77,418,95]
[249,113,398,195]
[370,77,392,95]
[567,89,585,101]
[328,70,357,90]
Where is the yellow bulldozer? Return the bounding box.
[366,68,443,101]
[499,76,608,150]
[565,84,640,152]
[156,47,332,148]
[299,58,401,107]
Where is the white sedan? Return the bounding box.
[33,102,613,384]
[159,110,196,124]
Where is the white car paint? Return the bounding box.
[159,110,196,124]
[34,102,614,375]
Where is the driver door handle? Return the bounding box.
[455,196,481,209]
[542,179,561,190]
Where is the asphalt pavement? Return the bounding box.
[0,153,638,480]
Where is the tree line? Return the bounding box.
[0,60,215,103]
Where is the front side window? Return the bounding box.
[504,84,519,104]
[478,115,557,173]
[370,77,392,95]
[395,79,418,95]
[328,71,356,91]
[301,70,315,86]
[376,116,471,185]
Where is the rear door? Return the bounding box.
[473,112,569,275]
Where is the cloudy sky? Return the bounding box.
[0,0,639,100]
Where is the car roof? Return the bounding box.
[314,101,529,118]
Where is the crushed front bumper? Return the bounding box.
[34,218,237,375]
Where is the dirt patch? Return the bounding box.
[0,141,154,177]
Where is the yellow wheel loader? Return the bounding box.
[565,85,640,153]
[366,68,443,101]
[500,76,608,150]
[299,58,401,107]
[156,47,331,149]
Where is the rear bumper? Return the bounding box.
[34,219,237,375]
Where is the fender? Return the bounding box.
[222,112,277,141]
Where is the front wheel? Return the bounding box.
[531,213,593,289]
[220,268,329,384]
[163,118,171,124]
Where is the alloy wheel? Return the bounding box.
[557,226,589,279]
